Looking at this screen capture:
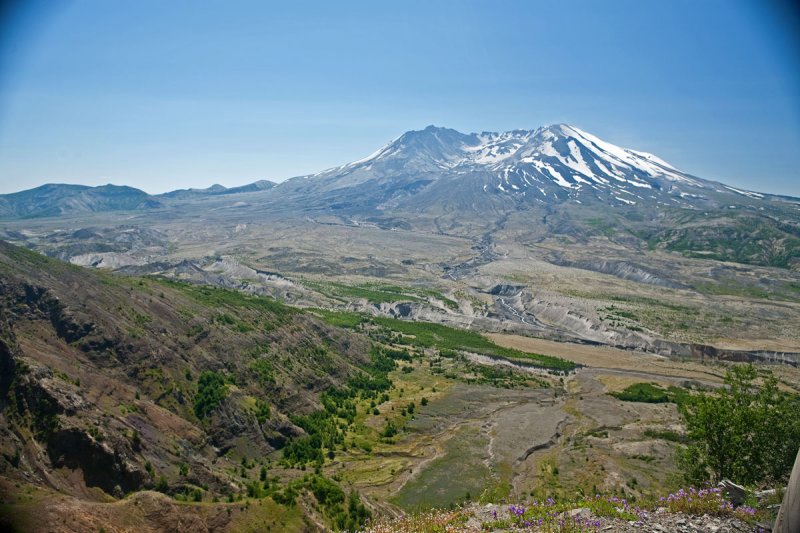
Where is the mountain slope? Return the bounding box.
[0,240,377,529]
[159,179,276,199]
[0,184,162,219]
[273,124,794,213]
[2,125,797,269]
[4,125,795,218]
[262,124,799,268]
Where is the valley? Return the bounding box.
[0,124,799,531]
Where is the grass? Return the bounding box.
[312,309,575,371]
[157,278,296,319]
[304,279,460,309]
[0,241,86,278]
[693,279,800,302]
[371,317,575,371]
[368,283,459,310]
[585,217,617,237]
[304,279,423,304]
[598,305,645,332]
[390,425,492,511]
[610,383,689,404]
[559,289,745,341]
[309,308,368,328]
[655,213,800,269]
[223,491,316,532]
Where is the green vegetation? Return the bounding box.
[281,347,398,466]
[252,399,271,423]
[310,308,367,329]
[304,279,421,304]
[249,358,275,386]
[392,425,492,510]
[248,474,370,531]
[692,278,800,302]
[461,361,542,388]
[306,475,370,531]
[611,383,689,404]
[371,317,574,371]
[193,371,228,419]
[304,279,459,309]
[652,213,800,269]
[678,365,800,485]
[157,279,295,328]
[585,217,617,237]
[0,243,83,275]
[598,305,645,331]
[367,283,459,310]
[313,309,573,371]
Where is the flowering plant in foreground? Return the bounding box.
[358,486,761,532]
[500,501,605,532]
[659,486,757,522]
[494,495,646,532]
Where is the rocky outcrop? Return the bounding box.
[548,257,686,289]
[0,324,146,496]
[46,426,146,496]
[489,284,525,296]
[21,283,94,343]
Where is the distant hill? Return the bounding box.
[0,183,161,219]
[158,179,276,199]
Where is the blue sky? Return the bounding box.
[0,0,798,195]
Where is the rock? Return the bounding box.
[46,426,146,495]
[755,488,777,501]
[489,284,524,296]
[718,479,747,506]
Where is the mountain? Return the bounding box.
[273,124,792,213]
[0,183,161,219]
[2,125,797,268]
[3,125,794,219]
[159,179,276,199]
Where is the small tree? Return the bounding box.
[678,364,800,485]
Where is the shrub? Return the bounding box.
[193,371,227,419]
[678,364,800,485]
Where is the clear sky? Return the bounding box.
[0,0,798,196]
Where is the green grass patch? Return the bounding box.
[585,217,617,237]
[656,213,800,269]
[310,308,368,329]
[371,317,574,371]
[611,383,689,404]
[304,279,459,309]
[303,280,422,304]
[158,278,294,316]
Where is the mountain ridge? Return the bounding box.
[0,183,162,219]
[275,123,789,209]
[1,124,797,221]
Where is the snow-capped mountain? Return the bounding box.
[1,124,791,222]
[274,123,779,214]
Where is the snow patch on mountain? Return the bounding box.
[268,123,785,212]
